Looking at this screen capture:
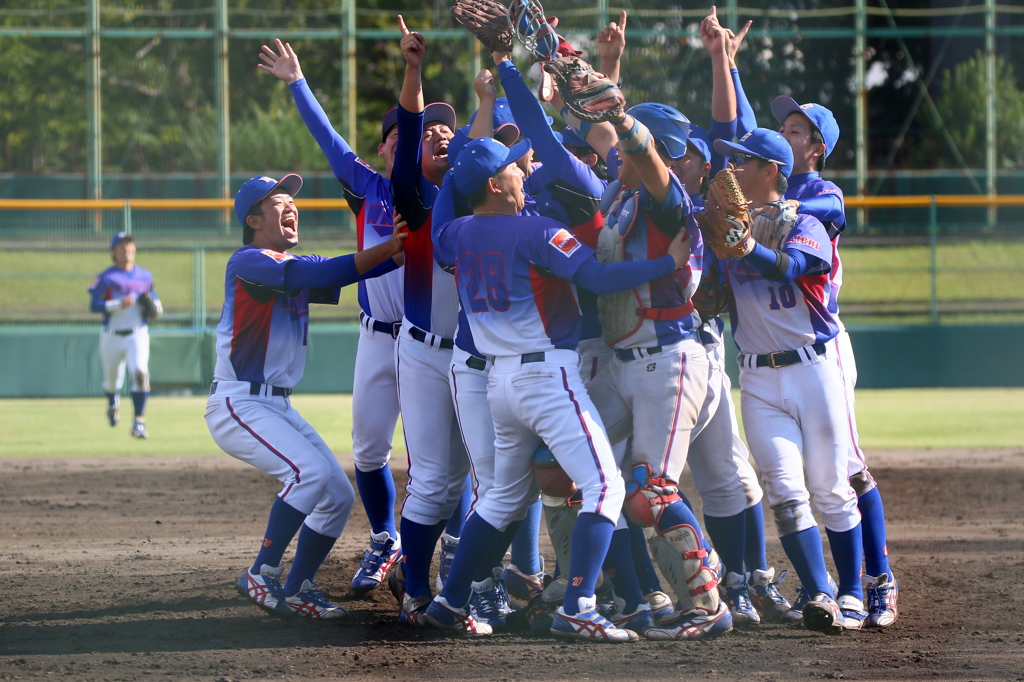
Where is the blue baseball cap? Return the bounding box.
[771,96,840,159]
[234,173,303,227]
[687,124,711,163]
[109,232,133,250]
[468,98,521,147]
[380,102,458,142]
[454,137,533,195]
[714,128,795,177]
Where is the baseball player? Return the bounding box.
[258,39,405,595]
[89,232,162,439]
[712,128,864,633]
[769,95,898,627]
[208,174,406,619]
[386,17,470,625]
[425,136,693,640]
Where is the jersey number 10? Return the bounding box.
[767,284,797,310]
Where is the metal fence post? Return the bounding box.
[123,200,132,235]
[929,195,938,324]
[192,246,206,329]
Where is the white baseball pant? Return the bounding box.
[205,385,354,538]
[577,338,627,463]
[833,328,873,488]
[449,346,494,511]
[351,320,401,473]
[395,318,470,526]
[99,327,150,393]
[477,350,624,530]
[588,338,710,482]
[739,344,861,535]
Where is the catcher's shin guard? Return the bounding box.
[648,521,721,614]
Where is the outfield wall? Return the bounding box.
[1,324,1022,398]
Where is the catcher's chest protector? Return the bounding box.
[596,187,645,344]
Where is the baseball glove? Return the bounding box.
[750,200,798,250]
[691,259,728,321]
[543,56,626,123]
[696,165,754,259]
[137,291,161,321]
[451,0,514,53]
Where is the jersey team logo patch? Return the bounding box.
[787,235,820,250]
[548,229,582,257]
[261,249,293,262]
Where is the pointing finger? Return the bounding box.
[397,14,410,36]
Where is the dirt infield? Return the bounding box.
[2,449,1023,681]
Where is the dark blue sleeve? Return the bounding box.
[283,255,363,290]
[742,242,820,284]
[572,255,676,294]
[88,275,109,313]
[391,105,437,231]
[708,116,737,176]
[290,79,377,195]
[431,172,460,268]
[798,194,846,226]
[732,68,757,138]
[498,62,575,174]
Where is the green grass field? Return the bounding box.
[3,242,1024,325]
[2,388,1022,458]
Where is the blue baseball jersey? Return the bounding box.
[434,214,592,357]
[786,171,847,316]
[88,265,159,331]
[290,79,404,324]
[723,214,838,355]
[213,246,339,388]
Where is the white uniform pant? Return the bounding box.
[739,345,861,535]
[205,388,354,538]
[100,327,150,393]
[578,338,627,463]
[833,329,872,485]
[688,332,763,517]
[395,318,470,526]
[351,321,401,473]
[479,350,624,530]
[588,338,709,482]
[449,347,494,512]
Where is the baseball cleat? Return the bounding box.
[749,567,793,622]
[502,563,547,603]
[425,596,493,636]
[802,593,846,633]
[606,598,654,634]
[837,594,868,630]
[350,530,401,594]
[399,593,432,627]
[643,590,675,624]
[783,575,835,622]
[280,580,348,619]
[130,419,148,439]
[550,596,639,642]
[236,564,286,615]
[644,601,734,641]
[469,576,509,628]
[435,532,459,593]
[107,399,119,427]
[387,556,407,604]
[865,573,899,628]
[722,571,761,626]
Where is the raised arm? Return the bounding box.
[468,68,497,140]
[596,10,627,86]
[397,15,425,115]
[725,21,757,137]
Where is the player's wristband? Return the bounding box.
[105,299,122,313]
[616,117,651,156]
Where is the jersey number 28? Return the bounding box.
[457,253,510,313]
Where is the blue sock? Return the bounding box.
[354,464,397,537]
[628,520,662,594]
[475,521,522,581]
[825,525,864,600]
[857,487,892,578]
[510,497,542,574]
[130,391,148,418]
[283,524,337,595]
[252,497,306,572]
[562,512,614,615]
[703,512,746,577]
[677,490,695,511]
[656,499,706,544]
[779,527,832,597]
[744,503,769,573]
[604,528,645,613]
[439,513,503,608]
[444,477,473,537]
[106,392,118,407]
[399,517,446,598]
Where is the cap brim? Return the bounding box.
[771,95,802,126]
[713,138,753,159]
[494,123,521,146]
[260,173,303,205]
[381,107,399,141]
[504,138,533,167]
[424,102,457,131]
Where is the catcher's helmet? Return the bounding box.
[627,103,691,160]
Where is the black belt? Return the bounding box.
[614,345,662,362]
[753,342,826,368]
[409,325,454,350]
[209,381,292,397]
[113,329,135,337]
[466,355,487,371]
[521,352,546,364]
[360,312,401,339]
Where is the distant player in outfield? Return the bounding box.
[88,232,162,439]
[207,174,405,619]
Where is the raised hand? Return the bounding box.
[596,10,627,65]
[398,15,425,69]
[474,68,498,101]
[257,38,304,84]
[725,20,753,65]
